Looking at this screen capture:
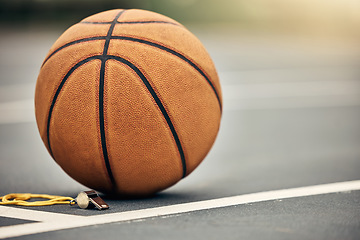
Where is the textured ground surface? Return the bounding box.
[0,24,359,239]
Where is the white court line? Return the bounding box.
[223,94,360,110]
[222,79,360,99]
[222,78,360,110]
[1,78,360,124]
[0,99,35,124]
[0,206,83,222]
[1,180,360,239]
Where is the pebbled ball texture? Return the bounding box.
[35,9,222,197]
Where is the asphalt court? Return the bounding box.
[0,26,360,239]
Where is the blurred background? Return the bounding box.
[0,0,359,34]
[0,0,359,195]
[1,0,360,33]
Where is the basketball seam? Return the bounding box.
[46,56,101,158]
[42,35,222,111]
[111,35,222,111]
[42,36,106,67]
[80,20,180,26]
[98,10,125,190]
[107,55,187,178]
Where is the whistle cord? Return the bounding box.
[0,193,75,206]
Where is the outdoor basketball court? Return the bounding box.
[1,18,360,239]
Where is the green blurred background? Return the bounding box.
[1,0,359,40]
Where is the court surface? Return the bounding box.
[0,24,359,239]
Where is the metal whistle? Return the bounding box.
[73,190,109,210]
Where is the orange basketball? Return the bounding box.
[35,9,222,196]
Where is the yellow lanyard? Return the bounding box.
[0,193,74,206]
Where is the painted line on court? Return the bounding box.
[223,94,360,110]
[0,99,35,124]
[1,180,360,239]
[1,77,360,124]
[223,79,360,99]
[222,78,360,110]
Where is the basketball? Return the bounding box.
[35,9,222,196]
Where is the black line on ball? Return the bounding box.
[46,56,100,158]
[42,36,106,67]
[108,55,187,178]
[80,20,179,26]
[111,36,222,111]
[116,20,179,25]
[42,34,222,112]
[80,21,113,24]
[98,59,115,187]
[102,11,125,56]
[98,10,125,189]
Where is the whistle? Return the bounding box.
[73,190,109,210]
